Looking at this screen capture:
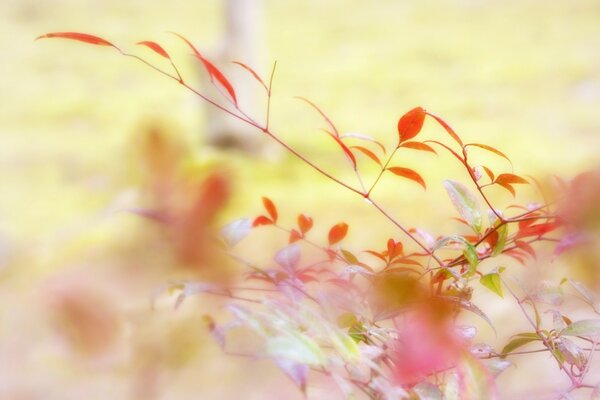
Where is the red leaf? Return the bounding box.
[36,32,116,48]
[170,32,237,105]
[425,111,464,146]
[325,249,338,261]
[482,166,495,182]
[232,61,268,91]
[297,214,313,234]
[350,145,382,166]
[389,257,422,267]
[289,229,302,244]
[136,40,170,59]
[397,107,426,143]
[495,174,528,196]
[465,143,511,165]
[387,167,426,189]
[485,230,500,249]
[515,240,537,259]
[387,239,404,259]
[364,250,387,262]
[252,215,273,227]
[505,250,527,265]
[519,217,538,231]
[326,278,355,289]
[516,222,558,239]
[328,222,349,246]
[297,273,318,283]
[496,182,516,197]
[450,217,471,227]
[432,270,451,284]
[423,140,465,163]
[262,197,278,223]
[463,235,479,243]
[325,131,357,169]
[496,173,528,185]
[400,141,437,154]
[296,97,339,136]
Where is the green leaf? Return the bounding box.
[513,332,541,339]
[337,312,358,328]
[480,273,503,297]
[531,300,542,328]
[444,180,483,233]
[340,249,359,265]
[463,243,479,276]
[326,326,361,362]
[267,331,326,366]
[561,319,600,337]
[491,224,508,256]
[500,336,540,357]
[433,235,479,276]
[433,235,468,251]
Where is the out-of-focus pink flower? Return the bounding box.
[392,313,464,386]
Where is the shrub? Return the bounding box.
[37,32,600,399]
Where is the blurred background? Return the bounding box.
[1,0,600,398]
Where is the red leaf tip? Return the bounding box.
[36,32,116,48]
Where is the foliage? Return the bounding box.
[37,32,600,399]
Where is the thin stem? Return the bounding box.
[444,236,539,269]
[170,59,183,83]
[502,277,577,384]
[204,289,262,304]
[369,199,443,266]
[265,60,277,131]
[367,146,399,196]
[355,169,368,193]
[462,148,504,222]
[442,197,556,269]
[124,51,477,269]
[120,52,262,130]
[480,347,600,360]
[580,339,597,384]
[272,223,346,263]
[262,130,364,195]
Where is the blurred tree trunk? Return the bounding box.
[204,0,269,155]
